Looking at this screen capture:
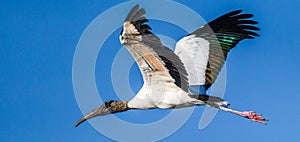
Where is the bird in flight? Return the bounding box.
[75,4,268,127]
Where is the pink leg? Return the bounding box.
[219,106,268,125]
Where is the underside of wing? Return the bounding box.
[175,10,260,93]
[120,5,189,92]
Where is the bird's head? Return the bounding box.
[75,100,128,127]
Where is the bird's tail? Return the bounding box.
[189,94,230,108]
[188,85,229,108]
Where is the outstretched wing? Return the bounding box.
[175,10,259,93]
[120,5,189,92]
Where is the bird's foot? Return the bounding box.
[239,111,268,125]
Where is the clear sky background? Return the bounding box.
[1,0,299,142]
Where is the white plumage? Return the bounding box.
[175,35,210,85]
[128,82,203,109]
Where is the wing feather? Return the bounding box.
[120,4,189,92]
[175,10,260,91]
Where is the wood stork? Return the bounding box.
[75,4,268,127]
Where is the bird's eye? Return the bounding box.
[105,101,113,107]
[105,100,117,108]
[104,102,110,107]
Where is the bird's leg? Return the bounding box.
[190,94,268,124]
[218,105,268,125]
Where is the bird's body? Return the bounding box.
[75,4,267,127]
[129,82,203,109]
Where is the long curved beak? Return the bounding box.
[75,104,111,127]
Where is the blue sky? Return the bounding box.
[1,0,299,141]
